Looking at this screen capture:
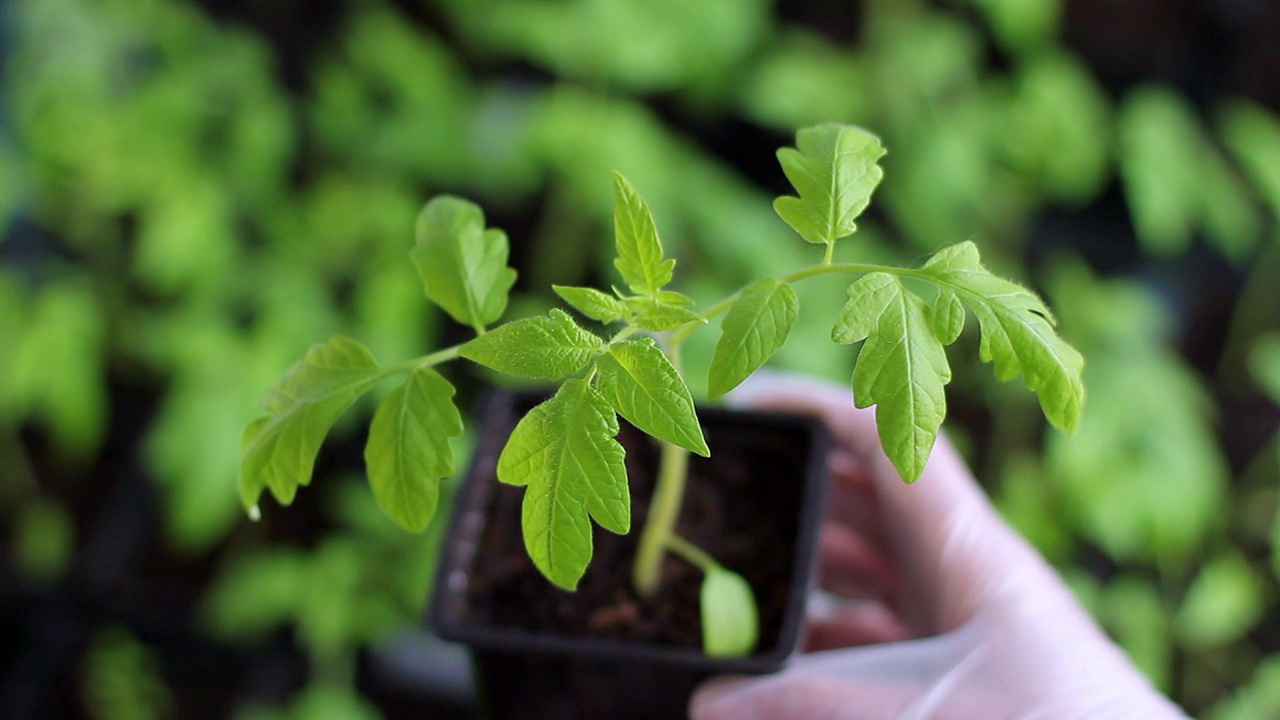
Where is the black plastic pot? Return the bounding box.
[431,391,830,720]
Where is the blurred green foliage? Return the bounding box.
[3,0,1280,715]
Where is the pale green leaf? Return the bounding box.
[459,309,604,379]
[597,338,709,456]
[365,368,463,533]
[411,196,518,330]
[921,242,1085,433]
[1221,100,1280,223]
[1175,553,1267,648]
[628,298,707,332]
[1117,88,1203,256]
[773,124,886,246]
[833,273,951,482]
[928,288,965,345]
[708,278,799,399]
[701,568,759,658]
[240,337,382,510]
[612,171,675,296]
[1204,655,1280,720]
[656,290,696,306]
[553,285,629,323]
[497,379,630,590]
[1249,334,1280,404]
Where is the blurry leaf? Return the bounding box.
[1000,51,1111,203]
[554,285,629,323]
[134,176,234,297]
[701,568,759,658]
[971,0,1061,53]
[708,278,799,399]
[612,172,676,296]
[1220,100,1280,223]
[1205,655,1280,720]
[7,279,107,461]
[239,337,383,510]
[774,124,886,247]
[739,31,866,130]
[994,453,1072,561]
[473,0,766,92]
[832,273,951,482]
[1175,553,1268,648]
[295,539,369,661]
[1117,87,1205,256]
[496,379,629,590]
[596,338,708,456]
[202,549,304,642]
[1047,265,1226,566]
[13,497,74,583]
[1250,334,1280,403]
[366,368,463,532]
[412,196,517,331]
[1100,576,1172,692]
[459,309,604,379]
[921,242,1085,433]
[289,685,383,720]
[81,627,173,720]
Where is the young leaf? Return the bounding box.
[459,309,604,379]
[928,288,966,345]
[774,124,887,246]
[708,278,800,399]
[596,338,709,456]
[920,242,1085,432]
[629,298,707,332]
[240,337,383,510]
[833,274,951,482]
[553,285,630,323]
[497,379,630,590]
[701,568,759,658]
[364,368,463,533]
[612,172,676,296]
[412,196,518,331]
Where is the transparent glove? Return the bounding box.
[690,374,1189,720]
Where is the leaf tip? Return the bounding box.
[247,504,261,522]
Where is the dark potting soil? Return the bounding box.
[458,399,811,653]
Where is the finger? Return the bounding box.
[817,524,897,601]
[730,372,1092,633]
[824,450,889,558]
[805,600,909,650]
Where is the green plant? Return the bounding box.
[237,123,1085,657]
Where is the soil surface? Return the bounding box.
[457,395,816,654]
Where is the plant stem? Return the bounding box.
[382,343,463,376]
[633,438,690,597]
[665,533,719,573]
[823,240,836,266]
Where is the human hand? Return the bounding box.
[690,373,1189,720]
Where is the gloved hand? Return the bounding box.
[690,374,1189,720]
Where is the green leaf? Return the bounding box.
[459,309,604,379]
[612,171,676,296]
[1117,88,1204,256]
[773,124,886,246]
[497,379,630,590]
[365,368,463,533]
[1221,100,1280,223]
[833,273,951,482]
[920,242,1085,433]
[411,196,518,330]
[1175,553,1267,648]
[708,278,800,399]
[553,285,629,323]
[629,298,707,332]
[927,288,965,345]
[240,337,382,510]
[701,568,759,658]
[596,338,709,456]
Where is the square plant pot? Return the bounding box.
[431,391,830,720]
